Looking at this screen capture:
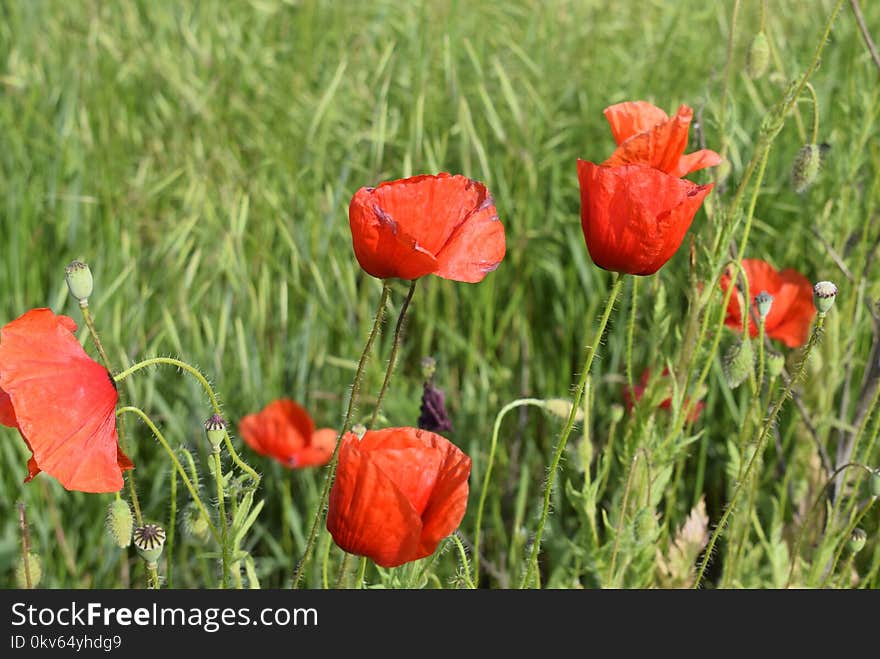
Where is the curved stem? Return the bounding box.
[80,304,112,373]
[370,279,417,428]
[292,283,391,588]
[694,315,825,589]
[116,406,220,545]
[820,498,876,588]
[521,273,624,589]
[473,397,547,585]
[213,451,230,588]
[804,82,820,144]
[451,534,476,589]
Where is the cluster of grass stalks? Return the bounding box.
[1,0,878,588]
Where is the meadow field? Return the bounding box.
[1,0,879,589]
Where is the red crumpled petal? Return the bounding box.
[348,173,505,282]
[0,308,130,493]
[578,160,713,275]
[238,398,335,468]
[604,101,670,145]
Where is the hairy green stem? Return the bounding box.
[370,279,417,428]
[213,451,230,589]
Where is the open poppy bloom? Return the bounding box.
[327,426,471,568]
[348,173,506,282]
[0,308,132,493]
[720,259,815,348]
[623,368,704,423]
[602,101,722,177]
[238,399,337,468]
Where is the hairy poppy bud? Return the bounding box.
[755,291,774,322]
[107,498,133,548]
[848,528,867,554]
[65,260,94,305]
[543,398,585,423]
[767,352,785,378]
[204,414,226,453]
[792,144,822,193]
[610,403,625,424]
[183,502,211,544]
[813,281,837,316]
[724,338,754,389]
[15,552,42,588]
[746,31,770,79]
[133,524,166,565]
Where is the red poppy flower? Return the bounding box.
[602,101,722,177]
[720,259,815,348]
[623,368,704,423]
[577,161,713,275]
[238,399,337,468]
[327,426,471,568]
[348,173,506,282]
[0,308,132,493]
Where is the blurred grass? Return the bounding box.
[1,0,878,588]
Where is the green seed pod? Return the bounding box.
[609,403,625,424]
[15,552,42,588]
[543,398,585,423]
[746,31,770,80]
[204,414,227,453]
[813,281,837,316]
[133,524,166,565]
[792,144,822,194]
[724,338,754,389]
[755,291,774,322]
[848,528,867,554]
[65,260,93,304]
[767,352,785,378]
[107,498,133,548]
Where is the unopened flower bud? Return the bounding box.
[543,398,585,423]
[204,414,226,453]
[848,528,867,554]
[813,281,837,315]
[767,352,785,378]
[609,404,625,424]
[755,291,774,321]
[107,498,133,548]
[183,502,211,544]
[15,552,42,588]
[724,338,754,389]
[792,144,822,193]
[65,260,93,305]
[746,31,770,79]
[133,524,166,565]
[420,356,437,381]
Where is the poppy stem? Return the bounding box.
[474,397,547,586]
[521,273,624,589]
[167,465,177,589]
[334,553,351,589]
[17,502,33,589]
[803,82,820,145]
[292,283,391,589]
[116,407,221,546]
[625,277,639,406]
[213,450,231,589]
[355,556,368,588]
[694,315,825,589]
[79,304,113,373]
[370,279,417,429]
[818,497,875,588]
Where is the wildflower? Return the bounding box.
[133,524,166,565]
[813,280,838,316]
[0,308,132,493]
[348,173,506,282]
[327,427,471,568]
[623,368,704,422]
[238,399,336,468]
[720,259,815,348]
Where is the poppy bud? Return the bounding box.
[65,259,94,305]
[767,352,785,378]
[746,31,770,79]
[791,144,822,193]
[133,523,166,566]
[543,398,585,423]
[848,528,867,554]
[871,468,880,498]
[724,338,754,389]
[15,552,42,589]
[755,291,774,322]
[813,281,838,316]
[204,414,226,454]
[106,498,133,548]
[421,356,437,381]
[610,403,625,423]
[183,502,211,544]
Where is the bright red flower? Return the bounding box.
[327,427,471,568]
[720,259,816,348]
[238,399,337,468]
[577,161,713,275]
[0,308,132,493]
[602,101,722,177]
[348,173,505,282]
[623,368,704,423]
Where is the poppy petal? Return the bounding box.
[239,399,334,468]
[0,308,126,493]
[604,101,670,145]
[603,105,693,175]
[434,193,505,282]
[418,439,471,558]
[770,269,816,347]
[675,149,724,177]
[327,434,422,568]
[0,387,16,427]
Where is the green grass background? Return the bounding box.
[1,0,878,588]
